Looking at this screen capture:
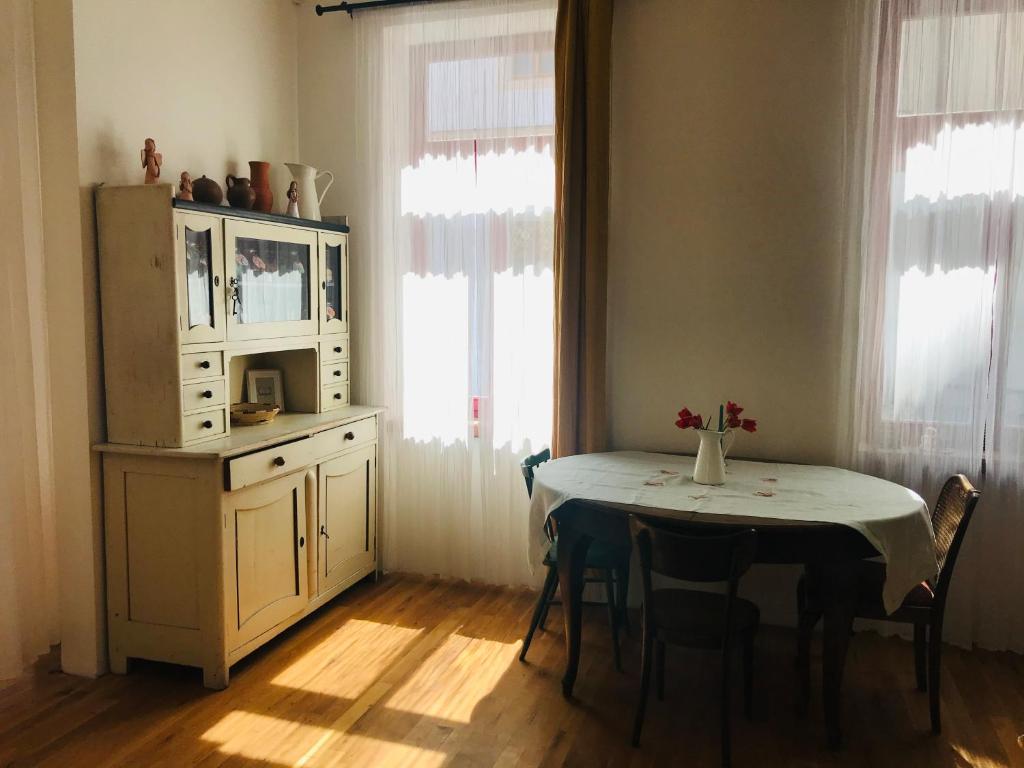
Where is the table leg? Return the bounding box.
[556,520,591,698]
[820,559,859,750]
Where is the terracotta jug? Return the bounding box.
[225,175,256,210]
[249,161,273,213]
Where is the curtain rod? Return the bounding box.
[315,0,448,16]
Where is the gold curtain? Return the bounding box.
[552,0,613,457]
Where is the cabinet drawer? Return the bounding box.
[182,379,226,413]
[320,339,349,362]
[313,416,377,456]
[182,408,226,443]
[181,351,224,381]
[228,438,318,491]
[322,383,349,411]
[321,361,349,386]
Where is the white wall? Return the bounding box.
[608,0,846,467]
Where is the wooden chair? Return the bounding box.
[630,516,759,767]
[796,474,981,734]
[519,449,631,670]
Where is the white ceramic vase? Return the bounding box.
[693,429,727,485]
[284,162,334,221]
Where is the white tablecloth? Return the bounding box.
[529,451,937,613]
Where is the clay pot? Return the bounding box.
[225,175,256,210]
[191,175,223,205]
[249,161,274,213]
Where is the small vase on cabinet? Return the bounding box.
[249,161,273,213]
[284,162,334,221]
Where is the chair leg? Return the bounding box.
[615,564,632,636]
[913,622,927,692]
[604,569,622,672]
[796,607,820,716]
[655,640,666,701]
[742,631,755,721]
[928,618,943,734]
[632,613,654,747]
[520,565,558,662]
[721,637,733,768]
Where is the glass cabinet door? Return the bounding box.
[175,212,225,344]
[319,232,349,334]
[225,220,319,340]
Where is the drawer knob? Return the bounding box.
[202,420,213,429]
[333,393,342,400]
[344,431,355,441]
[299,536,305,548]
[202,389,213,398]
[333,346,342,353]
[273,456,286,467]
[199,360,211,369]
[333,369,342,377]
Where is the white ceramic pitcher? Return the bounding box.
[693,429,727,485]
[284,162,334,221]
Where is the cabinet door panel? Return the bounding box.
[228,472,309,648]
[318,232,349,334]
[225,220,319,340]
[318,445,376,594]
[175,212,226,344]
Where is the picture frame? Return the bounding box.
[246,369,285,411]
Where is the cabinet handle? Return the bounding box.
[299,536,305,548]
[214,275,220,287]
[202,389,213,398]
[333,346,342,353]
[199,360,211,369]
[344,431,355,441]
[333,393,342,400]
[322,280,327,290]
[202,420,213,429]
[320,525,330,540]
[333,369,342,376]
[273,456,286,467]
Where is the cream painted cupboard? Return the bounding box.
[95,184,379,689]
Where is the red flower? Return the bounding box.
[675,407,703,430]
[726,413,741,429]
[726,401,744,417]
[741,418,757,433]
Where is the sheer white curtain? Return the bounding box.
[846,0,1024,650]
[0,0,60,681]
[351,0,556,586]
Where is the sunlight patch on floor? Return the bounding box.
[201,711,334,765]
[271,619,424,698]
[384,632,519,723]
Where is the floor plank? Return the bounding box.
[1,574,1022,767]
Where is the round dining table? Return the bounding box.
[529,451,935,750]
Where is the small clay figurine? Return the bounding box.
[285,181,300,217]
[141,138,162,184]
[178,171,193,201]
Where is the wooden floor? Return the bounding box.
[2,575,1023,767]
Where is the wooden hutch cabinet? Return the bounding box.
[94,184,378,688]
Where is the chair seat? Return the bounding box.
[799,561,935,622]
[852,560,935,620]
[542,537,631,570]
[650,588,760,646]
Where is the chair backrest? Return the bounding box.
[931,474,981,601]
[520,448,551,499]
[630,516,757,585]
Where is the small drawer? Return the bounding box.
[181,351,224,381]
[320,339,349,362]
[182,379,226,413]
[322,383,349,411]
[313,415,377,456]
[321,361,350,386]
[228,438,318,491]
[182,408,226,444]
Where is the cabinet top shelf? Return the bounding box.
[173,198,350,233]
